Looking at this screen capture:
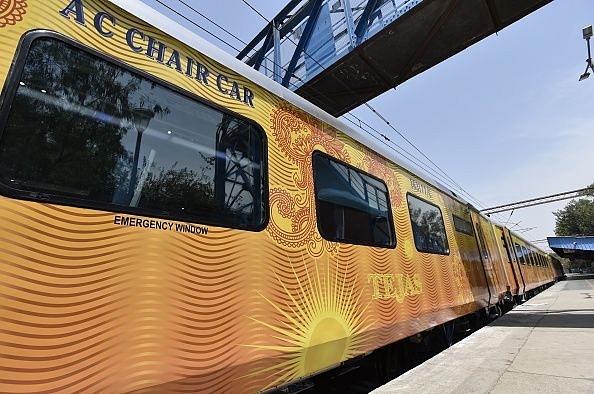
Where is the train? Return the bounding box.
[0,0,564,392]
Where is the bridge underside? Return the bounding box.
[296,0,553,116]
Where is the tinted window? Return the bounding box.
[515,243,525,264]
[522,246,530,265]
[407,194,449,254]
[0,36,266,229]
[453,214,474,236]
[526,248,534,265]
[313,152,395,248]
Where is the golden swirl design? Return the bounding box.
[0,198,274,393]
[0,0,27,28]
[267,105,347,256]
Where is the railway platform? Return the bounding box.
[370,278,594,394]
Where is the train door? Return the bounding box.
[497,227,521,295]
[450,209,490,309]
[469,211,497,307]
[511,235,534,297]
[503,228,526,295]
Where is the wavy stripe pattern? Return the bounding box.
[0,1,557,393]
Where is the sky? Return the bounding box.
[138,0,594,251]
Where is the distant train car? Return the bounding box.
[0,0,557,392]
[488,224,557,306]
[508,233,554,296]
[549,253,566,281]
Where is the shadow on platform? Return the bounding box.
[491,310,594,329]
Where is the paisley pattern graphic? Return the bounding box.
[267,104,349,257]
[0,0,27,28]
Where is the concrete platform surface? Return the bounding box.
[371,279,594,394]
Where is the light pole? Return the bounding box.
[579,25,593,81]
[129,107,154,200]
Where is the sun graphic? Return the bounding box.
[246,256,373,390]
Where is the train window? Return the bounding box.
[0,34,267,230]
[452,215,474,236]
[515,243,526,264]
[407,193,449,255]
[522,246,532,265]
[312,151,395,248]
[530,251,536,265]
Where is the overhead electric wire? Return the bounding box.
[159,0,468,198]
[156,0,496,215]
[150,0,306,87]
[361,102,480,207]
[341,114,469,190]
[176,0,248,47]
[156,0,479,206]
[238,0,490,210]
[481,187,594,213]
[240,0,270,22]
[153,0,244,53]
[483,192,593,215]
[157,0,495,215]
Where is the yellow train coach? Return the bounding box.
[0,0,559,392]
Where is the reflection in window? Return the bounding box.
[523,246,532,265]
[0,36,266,229]
[532,252,537,266]
[407,194,449,254]
[313,152,395,248]
[453,215,474,236]
[515,243,526,264]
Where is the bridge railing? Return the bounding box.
[237,0,423,89]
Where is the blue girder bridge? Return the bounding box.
[237,0,553,116]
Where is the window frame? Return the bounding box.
[515,243,525,264]
[452,214,474,236]
[312,150,396,248]
[0,30,269,231]
[406,192,450,255]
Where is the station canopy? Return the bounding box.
[547,236,594,260]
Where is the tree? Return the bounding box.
[0,37,168,202]
[140,163,215,215]
[553,183,594,236]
